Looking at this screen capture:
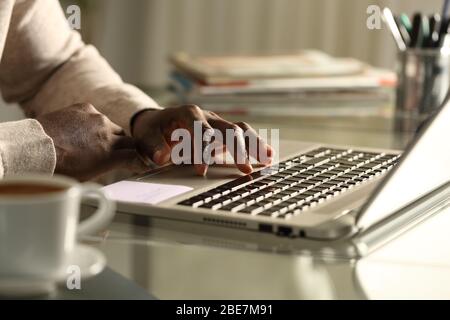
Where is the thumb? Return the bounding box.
[137,132,172,166]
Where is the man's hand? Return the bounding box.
[131,105,274,176]
[37,103,146,181]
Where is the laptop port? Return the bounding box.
[299,230,306,238]
[259,224,273,233]
[277,226,292,237]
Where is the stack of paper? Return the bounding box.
[168,50,396,117]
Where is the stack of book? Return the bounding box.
[168,50,396,117]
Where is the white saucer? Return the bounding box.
[0,244,105,298]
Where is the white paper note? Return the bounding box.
[102,181,193,204]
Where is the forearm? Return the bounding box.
[0,0,162,135]
[21,44,162,135]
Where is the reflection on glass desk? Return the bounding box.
[50,267,154,300]
[83,101,450,299]
[84,205,450,300]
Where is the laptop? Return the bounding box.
[105,100,450,249]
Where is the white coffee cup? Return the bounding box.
[0,174,115,281]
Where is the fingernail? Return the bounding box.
[245,164,253,174]
[153,150,163,164]
[246,153,253,167]
[262,156,273,165]
[267,146,274,157]
[161,152,171,163]
[262,147,274,165]
[196,165,208,176]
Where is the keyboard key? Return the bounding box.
[303,157,330,167]
[299,180,315,187]
[290,185,308,193]
[311,185,330,193]
[298,203,311,211]
[308,177,325,183]
[293,164,311,171]
[308,200,319,207]
[326,190,340,197]
[227,191,242,200]
[283,169,300,175]
[249,170,273,180]
[240,205,263,214]
[220,203,239,211]
[320,182,337,188]
[317,172,335,179]
[257,211,274,217]
[284,176,301,182]
[277,180,294,187]
[261,176,280,182]
[304,147,331,158]
[221,198,232,206]
[200,200,222,210]
[221,175,254,190]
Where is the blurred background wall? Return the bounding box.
[85,0,443,88]
[0,0,444,120]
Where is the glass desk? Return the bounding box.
[82,101,450,299]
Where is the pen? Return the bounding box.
[438,17,450,47]
[439,0,450,47]
[395,15,411,46]
[442,0,450,19]
[420,15,430,47]
[441,18,450,49]
[410,13,423,47]
[427,14,441,47]
[399,13,413,35]
[383,7,407,51]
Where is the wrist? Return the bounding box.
[130,109,156,137]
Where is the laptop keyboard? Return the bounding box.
[178,147,400,220]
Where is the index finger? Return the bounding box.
[208,118,253,174]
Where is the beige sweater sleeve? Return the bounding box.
[0,119,56,177]
[0,0,161,132]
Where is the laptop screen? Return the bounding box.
[356,100,450,230]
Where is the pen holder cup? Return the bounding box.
[395,49,450,132]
